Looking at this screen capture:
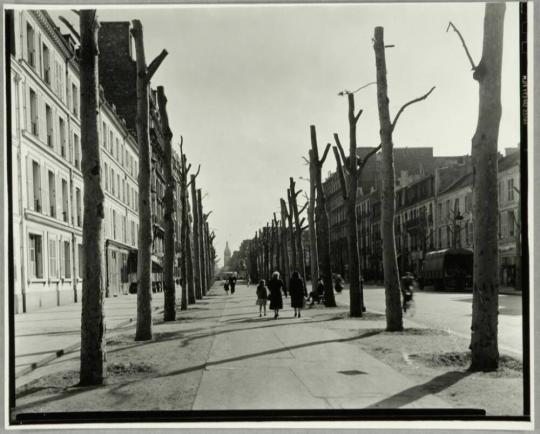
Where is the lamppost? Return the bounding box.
[453,211,464,248]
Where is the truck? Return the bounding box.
[419,248,473,291]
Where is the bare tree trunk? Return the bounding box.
[280,200,291,290]
[273,213,280,275]
[179,153,189,310]
[186,207,196,303]
[157,86,176,322]
[197,189,207,296]
[131,20,167,341]
[79,10,106,385]
[190,175,202,299]
[332,93,368,316]
[374,26,403,331]
[469,3,505,371]
[308,150,320,291]
[310,125,336,307]
[289,178,307,279]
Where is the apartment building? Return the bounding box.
[10,10,141,312]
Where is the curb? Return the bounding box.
[15,304,163,381]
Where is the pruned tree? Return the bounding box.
[157,86,176,322]
[307,150,320,289]
[79,9,106,385]
[179,148,191,309]
[197,189,207,296]
[310,125,336,307]
[373,26,435,331]
[189,168,202,299]
[448,3,505,371]
[333,92,381,317]
[272,213,281,275]
[131,20,168,341]
[289,177,307,279]
[280,199,291,289]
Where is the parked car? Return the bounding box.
[420,248,473,291]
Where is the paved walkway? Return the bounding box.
[14,290,166,385]
[13,282,450,411]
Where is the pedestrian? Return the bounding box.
[400,272,415,313]
[307,277,324,307]
[289,271,307,318]
[229,275,237,294]
[247,275,251,287]
[224,280,229,294]
[256,279,269,317]
[268,271,285,319]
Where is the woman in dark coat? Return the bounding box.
[289,271,307,318]
[268,271,285,319]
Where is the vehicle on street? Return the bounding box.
[419,248,473,291]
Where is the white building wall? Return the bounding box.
[12,10,140,312]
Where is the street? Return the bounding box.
[337,286,523,358]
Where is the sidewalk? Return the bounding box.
[14,290,166,387]
[12,282,450,413]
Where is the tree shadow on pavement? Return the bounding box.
[159,329,383,379]
[366,370,471,408]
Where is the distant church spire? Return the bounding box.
[224,241,231,267]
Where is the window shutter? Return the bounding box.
[26,156,34,210]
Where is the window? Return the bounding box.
[454,198,459,214]
[508,210,515,237]
[45,104,53,147]
[117,174,120,198]
[54,60,63,99]
[111,132,115,157]
[62,179,68,222]
[42,44,51,84]
[131,221,135,246]
[59,118,66,158]
[122,179,125,202]
[111,169,115,195]
[73,134,80,169]
[64,240,71,278]
[102,122,107,148]
[76,188,82,227]
[508,178,514,201]
[113,210,117,239]
[465,193,472,213]
[445,200,450,220]
[48,171,56,217]
[78,244,83,278]
[446,226,451,248]
[72,84,79,117]
[26,24,35,67]
[122,216,126,242]
[104,162,109,191]
[32,161,41,212]
[437,203,442,223]
[29,89,38,136]
[48,238,57,278]
[29,233,43,278]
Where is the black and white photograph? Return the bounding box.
[3,0,535,429]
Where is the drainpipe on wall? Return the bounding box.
[105,239,109,298]
[15,71,27,313]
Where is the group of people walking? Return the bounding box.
[256,271,307,319]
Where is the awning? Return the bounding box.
[127,250,163,274]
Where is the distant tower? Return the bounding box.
[224,241,231,267]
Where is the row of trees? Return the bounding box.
[246,4,506,372]
[79,12,216,386]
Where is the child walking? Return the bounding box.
[256,280,269,317]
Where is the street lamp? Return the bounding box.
[453,211,464,248]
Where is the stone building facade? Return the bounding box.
[10,11,169,313]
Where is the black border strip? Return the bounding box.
[5,7,16,414]
[5,3,533,426]
[518,0,530,419]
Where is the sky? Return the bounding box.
[54,3,520,264]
